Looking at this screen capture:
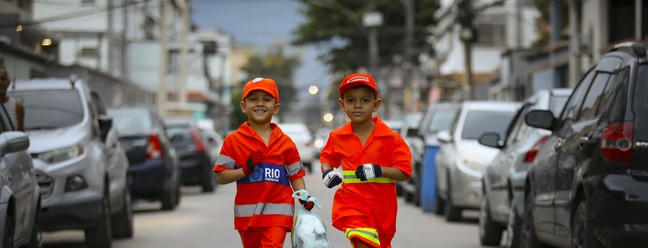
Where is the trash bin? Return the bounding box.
[420,145,440,213]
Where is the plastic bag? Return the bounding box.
[291,190,330,248]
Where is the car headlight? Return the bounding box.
[456,152,486,177]
[38,145,84,164]
[314,139,324,149]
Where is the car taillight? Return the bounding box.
[601,121,633,163]
[190,126,205,153]
[147,133,163,159]
[522,135,550,163]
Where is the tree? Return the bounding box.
[292,0,439,73]
[230,44,302,127]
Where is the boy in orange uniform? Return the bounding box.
[320,73,412,248]
[213,77,315,248]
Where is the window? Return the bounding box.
[427,109,459,135]
[168,50,179,73]
[461,110,516,140]
[561,70,594,121]
[9,90,84,130]
[578,73,611,120]
[79,47,99,58]
[474,13,506,48]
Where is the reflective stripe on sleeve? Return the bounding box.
[234,203,295,218]
[342,170,395,183]
[215,155,236,169]
[285,161,303,176]
[345,227,381,246]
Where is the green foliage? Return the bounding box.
[531,0,569,47]
[229,44,302,127]
[292,0,439,72]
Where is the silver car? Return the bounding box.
[11,78,132,247]
[0,113,41,247]
[476,89,571,246]
[435,101,519,222]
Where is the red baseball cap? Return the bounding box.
[339,73,378,97]
[242,77,280,103]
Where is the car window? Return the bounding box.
[10,89,84,130]
[427,109,459,135]
[560,70,594,121]
[505,105,530,145]
[108,109,154,136]
[461,110,516,140]
[166,125,193,143]
[578,73,611,120]
[634,65,648,115]
[549,94,569,117]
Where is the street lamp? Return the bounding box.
[323,113,334,122]
[308,85,319,95]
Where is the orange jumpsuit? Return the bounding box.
[214,122,306,247]
[320,117,412,248]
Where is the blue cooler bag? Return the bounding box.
[291,190,330,248]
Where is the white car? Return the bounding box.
[278,123,315,172]
[435,101,519,222]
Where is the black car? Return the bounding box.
[165,119,217,193]
[107,106,181,211]
[523,41,648,247]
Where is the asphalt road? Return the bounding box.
[42,167,496,248]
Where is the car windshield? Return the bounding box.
[549,95,569,116]
[427,109,459,134]
[10,90,84,130]
[166,125,193,144]
[107,108,153,136]
[461,110,516,140]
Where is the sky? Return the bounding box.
[190,0,331,98]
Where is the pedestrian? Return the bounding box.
[319,73,412,248]
[213,77,316,248]
[0,65,24,131]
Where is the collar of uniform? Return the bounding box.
[237,122,283,139]
[338,117,392,137]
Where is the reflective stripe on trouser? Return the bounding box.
[346,227,381,247]
[234,203,294,217]
[343,170,395,183]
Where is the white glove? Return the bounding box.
[322,169,343,188]
[355,164,382,181]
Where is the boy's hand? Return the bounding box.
[355,164,382,181]
[322,169,343,188]
[243,151,264,176]
[299,196,315,211]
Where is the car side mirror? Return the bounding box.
[0,131,30,156]
[437,130,452,143]
[525,110,555,131]
[478,132,503,149]
[98,116,113,142]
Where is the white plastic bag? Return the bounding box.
[291,190,330,248]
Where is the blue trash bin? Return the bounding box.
[420,145,440,213]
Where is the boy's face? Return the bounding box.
[240,90,279,125]
[338,86,380,124]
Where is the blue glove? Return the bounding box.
[355,164,382,181]
[322,169,343,188]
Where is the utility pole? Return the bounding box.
[121,0,129,91]
[178,0,189,106]
[457,0,476,100]
[363,1,384,115]
[637,0,643,40]
[157,0,168,118]
[403,0,417,113]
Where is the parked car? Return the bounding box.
[278,123,315,173]
[165,119,217,192]
[522,41,648,247]
[476,89,571,246]
[384,119,403,134]
[398,111,426,205]
[10,78,132,247]
[435,101,519,222]
[0,108,41,247]
[417,102,461,213]
[196,126,224,173]
[107,106,181,210]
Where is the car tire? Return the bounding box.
[520,192,547,248]
[434,186,445,215]
[571,199,603,248]
[85,192,112,248]
[444,179,462,222]
[413,180,421,206]
[479,193,503,246]
[4,209,14,248]
[25,204,42,248]
[201,166,216,193]
[161,181,179,211]
[507,199,522,248]
[111,189,134,239]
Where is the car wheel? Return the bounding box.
[444,178,462,222]
[434,185,445,215]
[161,185,178,211]
[396,183,404,197]
[520,192,547,248]
[506,199,522,248]
[25,204,42,248]
[201,166,216,193]
[413,179,421,206]
[479,193,503,246]
[85,191,112,248]
[3,209,15,248]
[571,199,603,248]
[111,189,134,239]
